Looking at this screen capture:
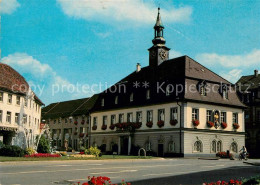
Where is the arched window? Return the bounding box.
[217,141,222,152]
[92,142,97,147]
[231,142,238,153]
[211,140,216,153]
[145,141,152,151]
[194,140,203,152]
[168,141,175,153]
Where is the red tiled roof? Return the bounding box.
[0,63,29,94]
[0,63,44,105]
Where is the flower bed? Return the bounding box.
[101,125,107,130]
[132,122,142,129]
[115,122,130,129]
[233,123,240,129]
[216,151,234,159]
[25,153,61,158]
[207,121,214,128]
[146,122,153,128]
[203,179,242,185]
[170,119,178,126]
[74,121,78,125]
[192,119,200,127]
[70,154,95,158]
[221,122,227,129]
[92,125,97,130]
[157,120,164,128]
[72,176,131,185]
[109,124,115,130]
[115,122,141,130]
[81,120,85,125]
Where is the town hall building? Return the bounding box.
[89,8,246,157]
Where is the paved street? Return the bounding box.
[0,158,259,185]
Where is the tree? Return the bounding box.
[37,135,50,153]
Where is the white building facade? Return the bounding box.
[0,63,43,148]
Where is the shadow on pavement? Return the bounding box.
[131,166,260,185]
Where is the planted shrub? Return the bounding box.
[37,135,50,153]
[85,147,101,157]
[26,147,36,155]
[0,145,26,157]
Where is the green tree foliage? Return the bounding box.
[37,135,50,153]
[0,145,25,157]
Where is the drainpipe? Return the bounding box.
[176,98,182,157]
[88,112,91,149]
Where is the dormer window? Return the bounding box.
[101,98,104,107]
[200,86,206,96]
[166,85,171,96]
[130,93,134,102]
[198,81,207,96]
[223,89,228,99]
[115,96,118,104]
[146,89,150,100]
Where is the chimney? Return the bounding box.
[254,69,258,77]
[136,63,141,72]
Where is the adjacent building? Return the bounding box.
[89,9,246,157]
[0,63,43,148]
[236,70,260,157]
[42,95,98,151]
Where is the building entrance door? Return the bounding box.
[158,144,164,157]
[121,137,129,155]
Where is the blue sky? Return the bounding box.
[1,0,260,105]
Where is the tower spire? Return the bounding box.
[153,7,165,46]
[148,7,170,67]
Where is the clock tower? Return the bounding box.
[148,8,170,67]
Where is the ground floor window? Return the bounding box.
[194,140,202,152]
[145,141,152,151]
[217,141,222,152]
[168,141,175,152]
[212,140,217,153]
[231,142,238,153]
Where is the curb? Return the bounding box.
[198,157,219,160]
[243,161,260,166]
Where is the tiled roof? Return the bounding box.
[236,74,260,91]
[0,63,29,94]
[0,63,44,105]
[92,55,246,111]
[42,94,99,119]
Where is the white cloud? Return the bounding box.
[169,50,182,59]
[196,49,260,68]
[195,49,260,83]
[57,0,192,25]
[0,0,20,14]
[220,69,242,83]
[0,53,96,104]
[1,53,53,79]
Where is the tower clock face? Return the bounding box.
[159,50,167,60]
[151,50,156,58]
